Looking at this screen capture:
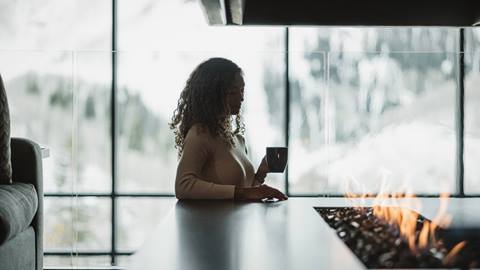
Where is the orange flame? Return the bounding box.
[345,178,464,260]
[443,241,467,265]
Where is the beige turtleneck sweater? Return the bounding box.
[175,124,261,199]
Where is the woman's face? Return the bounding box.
[226,72,245,115]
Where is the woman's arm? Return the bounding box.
[175,130,235,199]
[235,134,267,186]
[234,185,288,201]
[253,156,268,186]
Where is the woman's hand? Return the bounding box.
[254,156,269,184]
[234,184,288,201]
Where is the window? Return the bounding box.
[117,1,286,195]
[288,28,458,195]
[464,28,480,194]
[0,0,113,267]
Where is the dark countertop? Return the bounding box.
[129,197,480,270]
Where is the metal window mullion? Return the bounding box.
[457,28,465,197]
[314,193,480,198]
[111,0,118,265]
[45,251,134,256]
[47,192,480,198]
[285,27,290,196]
[45,193,176,197]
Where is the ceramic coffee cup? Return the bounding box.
[266,147,288,173]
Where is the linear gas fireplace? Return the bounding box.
[315,207,479,269]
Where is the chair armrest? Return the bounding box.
[10,138,42,189]
[10,137,43,270]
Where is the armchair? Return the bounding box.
[0,138,43,270]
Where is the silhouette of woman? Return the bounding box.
[170,57,287,201]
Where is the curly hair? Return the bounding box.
[169,57,245,157]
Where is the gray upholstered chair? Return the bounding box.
[0,73,43,270]
[0,138,44,270]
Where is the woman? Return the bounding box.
[170,57,288,201]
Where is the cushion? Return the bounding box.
[0,74,12,184]
[0,183,38,245]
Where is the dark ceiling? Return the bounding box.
[200,0,480,27]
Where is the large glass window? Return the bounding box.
[288,28,458,195]
[117,0,286,194]
[0,0,112,268]
[465,28,480,194]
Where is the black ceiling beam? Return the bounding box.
[200,0,480,26]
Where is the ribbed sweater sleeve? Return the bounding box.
[175,129,235,199]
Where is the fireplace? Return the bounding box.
[315,207,479,268]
